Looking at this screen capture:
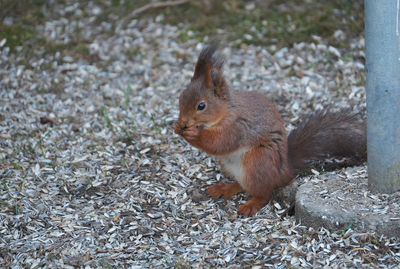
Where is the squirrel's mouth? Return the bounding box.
[173,121,213,135]
[177,124,205,134]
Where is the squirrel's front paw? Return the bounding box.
[182,126,200,141]
[172,122,180,134]
[207,184,224,199]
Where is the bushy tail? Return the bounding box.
[288,108,367,173]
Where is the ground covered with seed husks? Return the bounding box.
[1,1,400,268]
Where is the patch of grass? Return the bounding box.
[9,160,23,171]
[119,126,135,145]
[36,130,52,156]
[100,106,114,133]
[175,258,190,269]
[92,0,149,27]
[1,177,9,192]
[0,0,96,63]
[19,163,32,191]
[1,0,364,64]
[96,258,113,269]
[342,221,354,236]
[76,43,89,55]
[0,0,50,52]
[124,47,143,61]
[341,55,354,62]
[124,83,132,108]
[0,24,35,52]
[128,0,364,48]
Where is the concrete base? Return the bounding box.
[295,166,400,238]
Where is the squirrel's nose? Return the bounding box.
[173,121,187,135]
[178,125,187,134]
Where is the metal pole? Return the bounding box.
[365,0,400,193]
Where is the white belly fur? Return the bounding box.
[217,147,249,185]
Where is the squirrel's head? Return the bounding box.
[175,44,230,133]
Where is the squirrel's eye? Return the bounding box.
[197,102,206,111]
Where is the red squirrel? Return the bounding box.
[173,45,367,216]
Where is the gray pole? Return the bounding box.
[365,0,400,193]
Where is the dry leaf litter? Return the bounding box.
[1,1,400,268]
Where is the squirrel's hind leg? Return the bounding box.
[237,194,271,217]
[238,146,285,216]
[207,182,243,199]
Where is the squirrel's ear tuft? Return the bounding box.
[191,43,229,99]
[210,70,219,86]
[192,44,224,81]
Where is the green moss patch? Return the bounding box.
[131,0,364,48]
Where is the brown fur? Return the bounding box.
[173,45,367,216]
